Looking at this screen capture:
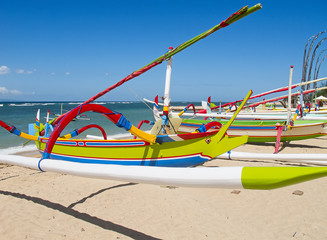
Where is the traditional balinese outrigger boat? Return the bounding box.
[2,3,327,190]
[0,97,249,167]
[155,99,327,153]
[174,66,327,151]
[147,96,327,145]
[189,63,327,122]
[197,74,327,116]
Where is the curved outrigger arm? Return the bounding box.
[214,90,253,141]
[193,121,222,133]
[42,103,158,159]
[59,124,107,140]
[134,120,155,139]
[0,120,107,141]
[178,104,196,116]
[0,120,40,141]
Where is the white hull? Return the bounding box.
[0,154,243,188]
[1,154,327,190]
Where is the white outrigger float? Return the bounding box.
[1,154,327,190]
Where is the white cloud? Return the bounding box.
[10,89,22,94]
[0,87,9,94]
[65,72,71,75]
[0,86,22,95]
[0,66,10,75]
[16,69,34,74]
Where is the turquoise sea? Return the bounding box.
[0,101,197,154]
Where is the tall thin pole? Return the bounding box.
[161,47,174,134]
[315,55,327,80]
[300,88,304,108]
[163,47,173,116]
[287,65,294,125]
[219,100,222,114]
[308,37,327,89]
[314,49,327,80]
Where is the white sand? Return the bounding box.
[1,137,327,239]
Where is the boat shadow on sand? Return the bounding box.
[0,183,161,240]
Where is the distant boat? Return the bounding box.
[178,118,327,143]
[46,104,90,121]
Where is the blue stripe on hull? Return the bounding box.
[41,152,210,167]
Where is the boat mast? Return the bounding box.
[287,65,294,124]
[162,47,173,133]
[163,47,174,116]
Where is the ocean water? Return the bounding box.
[0,101,195,154]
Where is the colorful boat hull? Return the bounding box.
[36,131,248,167]
[179,119,327,142]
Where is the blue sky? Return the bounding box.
[0,0,327,102]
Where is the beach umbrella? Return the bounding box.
[315,96,327,101]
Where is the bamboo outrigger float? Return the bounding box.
[1,153,327,190]
[19,97,250,167]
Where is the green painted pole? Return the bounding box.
[83,4,262,105]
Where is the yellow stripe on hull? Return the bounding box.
[37,133,247,166]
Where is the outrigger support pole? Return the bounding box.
[287,66,294,125]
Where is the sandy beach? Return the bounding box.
[1,137,327,239]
